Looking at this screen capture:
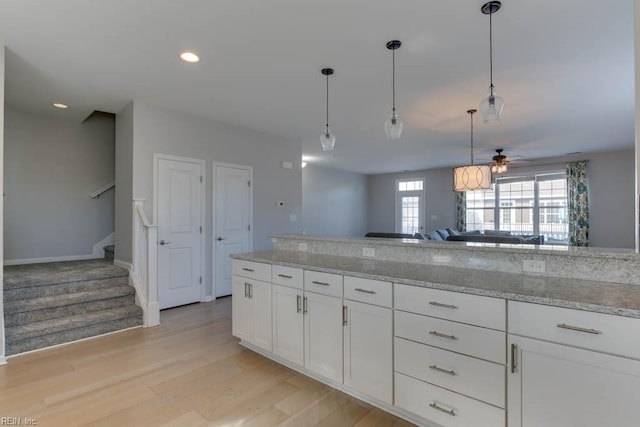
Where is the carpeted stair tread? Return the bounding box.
[4,275,129,302]
[4,295,135,327]
[6,316,143,356]
[4,284,135,314]
[6,304,143,342]
[4,259,128,290]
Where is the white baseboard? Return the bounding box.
[0,355,7,366]
[202,295,215,303]
[114,259,132,271]
[3,254,99,266]
[92,232,115,258]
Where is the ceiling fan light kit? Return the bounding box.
[491,148,508,173]
[320,67,336,151]
[453,109,492,192]
[479,1,505,123]
[384,40,403,139]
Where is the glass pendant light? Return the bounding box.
[453,109,492,191]
[384,40,403,139]
[479,1,505,123]
[320,68,336,151]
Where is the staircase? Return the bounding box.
[3,259,143,356]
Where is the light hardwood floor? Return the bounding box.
[0,297,415,426]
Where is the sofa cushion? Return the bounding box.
[425,231,443,240]
[484,230,512,236]
[436,229,450,239]
[446,228,461,236]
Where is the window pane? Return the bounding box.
[401,196,420,234]
[399,182,406,192]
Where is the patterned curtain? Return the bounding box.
[455,191,466,232]
[566,160,589,246]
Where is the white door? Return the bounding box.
[214,164,252,297]
[508,335,640,427]
[272,284,304,366]
[304,292,343,383]
[343,300,393,404]
[157,157,203,309]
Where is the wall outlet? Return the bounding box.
[523,260,546,274]
[298,243,308,251]
[289,214,297,222]
[362,247,375,258]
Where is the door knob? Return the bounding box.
[159,240,171,245]
[217,236,227,241]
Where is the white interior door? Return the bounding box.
[214,163,252,297]
[157,156,203,309]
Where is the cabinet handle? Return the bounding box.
[278,274,293,279]
[429,402,456,417]
[429,331,458,340]
[343,305,348,326]
[311,280,330,286]
[244,282,249,298]
[429,301,458,309]
[355,288,376,294]
[511,343,518,374]
[296,295,301,313]
[557,323,602,335]
[429,365,457,376]
[242,267,255,272]
[248,284,253,299]
[303,296,308,314]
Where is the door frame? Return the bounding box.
[152,153,207,303]
[212,161,254,299]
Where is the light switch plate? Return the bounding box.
[362,247,375,257]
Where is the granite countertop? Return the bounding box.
[232,250,640,319]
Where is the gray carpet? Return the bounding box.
[4,259,143,355]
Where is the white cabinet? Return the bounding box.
[272,284,304,365]
[231,274,272,352]
[508,302,640,427]
[344,299,393,404]
[304,291,343,383]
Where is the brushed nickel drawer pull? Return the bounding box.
[429,402,456,417]
[244,283,249,298]
[557,323,602,335]
[355,288,376,294]
[429,365,457,376]
[429,301,458,309]
[296,295,302,313]
[278,274,293,279]
[303,296,308,314]
[511,343,518,374]
[242,267,255,272]
[343,305,348,326]
[429,331,458,340]
[311,280,331,286]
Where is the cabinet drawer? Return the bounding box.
[395,337,505,408]
[509,301,640,359]
[395,310,505,364]
[344,276,392,308]
[304,270,343,298]
[232,260,271,282]
[395,284,505,331]
[272,265,303,289]
[395,373,505,427]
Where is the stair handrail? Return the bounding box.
[90,181,115,199]
[132,199,159,327]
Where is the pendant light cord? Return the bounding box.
[489,11,494,89]
[392,47,396,111]
[470,111,475,165]
[325,73,329,129]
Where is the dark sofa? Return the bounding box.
[417,228,544,245]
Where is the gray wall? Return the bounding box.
[302,164,367,237]
[3,109,115,261]
[367,167,457,234]
[114,103,134,264]
[130,102,302,297]
[366,150,636,248]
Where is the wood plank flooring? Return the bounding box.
[0,297,415,426]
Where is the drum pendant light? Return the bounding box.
[453,109,492,191]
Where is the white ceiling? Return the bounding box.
[0,0,634,174]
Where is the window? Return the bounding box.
[396,179,424,235]
[465,172,568,244]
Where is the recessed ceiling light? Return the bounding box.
[52,103,69,109]
[180,52,200,63]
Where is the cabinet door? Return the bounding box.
[344,300,392,404]
[508,335,640,427]
[272,284,304,365]
[232,276,252,342]
[304,292,343,383]
[251,280,272,351]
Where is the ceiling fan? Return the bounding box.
[477,148,530,174]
